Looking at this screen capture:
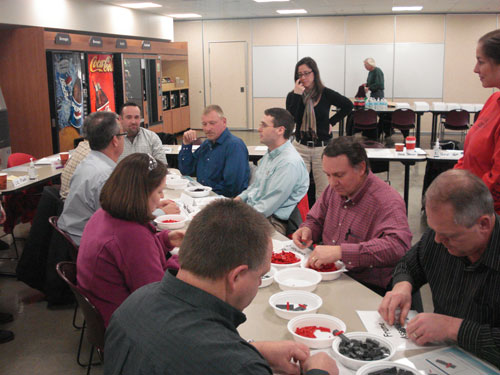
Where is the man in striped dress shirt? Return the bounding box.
[379,169,500,368]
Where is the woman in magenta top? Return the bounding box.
[77,153,184,326]
[455,29,500,213]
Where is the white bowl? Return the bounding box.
[154,214,187,230]
[269,290,322,320]
[260,267,276,288]
[275,268,321,292]
[356,362,420,375]
[185,185,212,198]
[271,251,304,269]
[287,314,346,349]
[332,332,396,371]
[301,258,347,281]
[166,174,181,180]
[166,178,189,190]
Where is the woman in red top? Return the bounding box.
[455,29,500,213]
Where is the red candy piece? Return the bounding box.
[295,326,331,338]
[271,250,300,264]
[162,219,179,223]
[309,262,338,272]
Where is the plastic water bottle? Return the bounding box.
[433,139,441,158]
[29,158,37,180]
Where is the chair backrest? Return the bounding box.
[49,216,79,261]
[445,109,469,127]
[8,153,35,168]
[353,109,378,126]
[56,262,105,352]
[391,108,415,127]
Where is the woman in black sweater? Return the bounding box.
[286,57,353,200]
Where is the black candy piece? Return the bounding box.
[338,337,390,361]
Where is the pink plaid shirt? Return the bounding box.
[302,172,412,289]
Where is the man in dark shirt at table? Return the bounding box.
[104,200,338,375]
[178,105,249,197]
[379,169,500,368]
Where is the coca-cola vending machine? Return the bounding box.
[46,51,87,152]
[88,53,116,113]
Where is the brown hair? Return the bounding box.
[264,108,294,139]
[179,199,273,280]
[323,136,370,175]
[294,57,325,101]
[479,29,500,65]
[100,153,167,224]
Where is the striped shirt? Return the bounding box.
[118,127,167,164]
[302,172,412,289]
[393,216,500,368]
[60,140,90,200]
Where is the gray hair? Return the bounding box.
[203,104,224,118]
[364,58,376,67]
[84,111,120,151]
[424,169,494,227]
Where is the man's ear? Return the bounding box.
[225,264,249,293]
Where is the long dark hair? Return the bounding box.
[294,57,325,101]
[479,29,500,64]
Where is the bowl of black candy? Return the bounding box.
[332,332,395,370]
[356,362,420,375]
[184,185,212,197]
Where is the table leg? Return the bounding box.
[403,162,410,215]
[416,114,422,148]
[339,118,344,137]
[431,113,438,146]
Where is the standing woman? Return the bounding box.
[454,29,500,213]
[77,153,184,326]
[286,57,353,200]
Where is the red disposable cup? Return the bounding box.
[405,136,416,150]
[60,152,69,166]
[0,173,6,190]
[395,143,404,152]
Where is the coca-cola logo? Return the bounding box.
[89,56,113,73]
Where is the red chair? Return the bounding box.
[2,153,42,257]
[297,194,309,222]
[439,109,470,144]
[352,109,379,140]
[391,108,415,137]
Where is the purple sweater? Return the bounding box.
[77,209,178,326]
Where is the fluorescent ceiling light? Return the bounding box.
[119,2,162,8]
[168,13,202,18]
[276,9,307,14]
[254,0,289,2]
[392,6,423,11]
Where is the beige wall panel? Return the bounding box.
[252,18,297,46]
[443,14,497,103]
[204,19,252,41]
[395,15,445,43]
[175,21,204,129]
[298,17,345,44]
[252,98,286,130]
[346,16,394,44]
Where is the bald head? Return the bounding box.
[425,169,494,227]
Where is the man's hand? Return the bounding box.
[306,245,342,268]
[406,313,462,345]
[302,352,338,375]
[182,130,198,145]
[364,86,369,93]
[378,281,412,326]
[292,227,313,249]
[293,79,305,95]
[159,200,180,215]
[167,230,185,248]
[252,341,309,375]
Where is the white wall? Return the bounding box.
[0,0,173,40]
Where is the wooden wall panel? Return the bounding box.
[0,27,52,157]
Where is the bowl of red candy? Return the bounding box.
[154,214,187,230]
[301,258,347,281]
[287,313,347,349]
[271,250,304,269]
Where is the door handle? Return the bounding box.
[240,87,244,93]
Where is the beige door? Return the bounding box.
[208,41,248,129]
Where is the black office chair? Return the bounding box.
[439,109,470,144]
[391,108,416,138]
[352,109,379,141]
[56,262,105,375]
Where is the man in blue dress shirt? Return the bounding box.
[236,108,309,234]
[179,105,249,197]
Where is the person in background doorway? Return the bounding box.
[179,105,249,198]
[454,29,500,214]
[286,56,353,201]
